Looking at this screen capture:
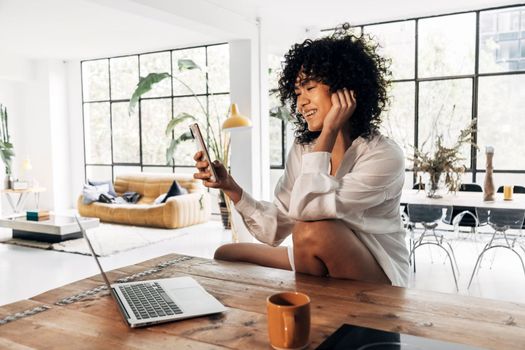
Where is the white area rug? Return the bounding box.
[0,222,204,256]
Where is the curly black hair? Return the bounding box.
[278,24,391,145]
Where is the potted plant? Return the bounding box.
[129,59,232,228]
[0,104,15,189]
[409,119,477,198]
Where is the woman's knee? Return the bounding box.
[214,243,239,261]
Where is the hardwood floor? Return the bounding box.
[1,218,525,307]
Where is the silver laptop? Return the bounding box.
[75,216,226,328]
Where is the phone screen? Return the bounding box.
[189,123,218,182]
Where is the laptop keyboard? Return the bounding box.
[119,282,183,320]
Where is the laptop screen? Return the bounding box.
[75,216,113,290]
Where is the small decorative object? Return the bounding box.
[0,104,15,189]
[410,120,477,198]
[483,145,495,201]
[13,181,29,190]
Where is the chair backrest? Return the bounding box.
[459,183,482,192]
[496,185,525,193]
[476,208,525,230]
[408,204,451,224]
[412,183,425,190]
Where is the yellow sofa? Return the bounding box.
[77,173,210,229]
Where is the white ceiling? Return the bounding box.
[0,0,521,60]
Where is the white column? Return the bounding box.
[228,28,270,241]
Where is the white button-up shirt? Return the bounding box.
[235,133,409,286]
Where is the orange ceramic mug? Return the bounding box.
[267,292,310,350]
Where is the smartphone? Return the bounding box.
[189,123,218,183]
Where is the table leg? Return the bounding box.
[15,192,29,213]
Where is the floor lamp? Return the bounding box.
[222,103,252,242]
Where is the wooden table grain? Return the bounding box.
[1,254,524,349]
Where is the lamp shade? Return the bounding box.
[222,103,252,130]
[22,158,32,171]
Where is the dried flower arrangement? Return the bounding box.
[409,119,477,197]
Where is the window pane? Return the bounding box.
[364,21,415,79]
[477,75,525,170]
[479,6,525,73]
[419,13,476,77]
[172,47,206,95]
[207,44,230,93]
[114,166,141,177]
[268,54,284,91]
[418,79,473,166]
[270,117,284,167]
[110,56,138,100]
[381,82,415,166]
[143,166,172,173]
[111,102,140,163]
[82,60,109,101]
[172,96,207,166]
[140,51,171,97]
[86,165,112,182]
[84,102,111,164]
[141,98,172,165]
[208,94,231,162]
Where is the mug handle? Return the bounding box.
[283,311,295,348]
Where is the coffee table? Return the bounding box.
[0,215,99,243]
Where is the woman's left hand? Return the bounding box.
[322,88,356,132]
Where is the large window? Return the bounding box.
[361,4,525,186]
[81,43,230,180]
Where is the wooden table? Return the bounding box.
[402,189,525,210]
[1,254,524,349]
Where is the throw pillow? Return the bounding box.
[82,184,110,204]
[88,179,117,197]
[154,193,167,205]
[161,180,188,203]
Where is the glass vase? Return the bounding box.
[425,171,443,198]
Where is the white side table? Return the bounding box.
[1,187,46,214]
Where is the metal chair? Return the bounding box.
[407,204,459,291]
[443,184,486,240]
[467,208,525,289]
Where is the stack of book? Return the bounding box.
[26,210,51,221]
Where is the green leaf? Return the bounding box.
[165,131,194,165]
[128,72,171,116]
[165,113,196,137]
[178,59,200,72]
[269,106,292,122]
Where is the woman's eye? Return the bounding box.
[306,86,316,91]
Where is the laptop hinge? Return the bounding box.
[112,288,131,320]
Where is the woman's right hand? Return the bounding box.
[193,151,243,203]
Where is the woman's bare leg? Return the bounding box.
[292,220,390,284]
[214,243,292,270]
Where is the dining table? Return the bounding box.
[401,189,525,210]
[1,253,524,349]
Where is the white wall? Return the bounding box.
[0,57,75,216]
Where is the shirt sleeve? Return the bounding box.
[288,140,405,221]
[234,145,301,246]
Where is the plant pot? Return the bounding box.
[218,201,231,229]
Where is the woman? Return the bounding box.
[193,26,409,287]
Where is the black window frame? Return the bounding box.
[80,43,229,181]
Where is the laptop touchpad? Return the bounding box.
[170,287,216,311]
